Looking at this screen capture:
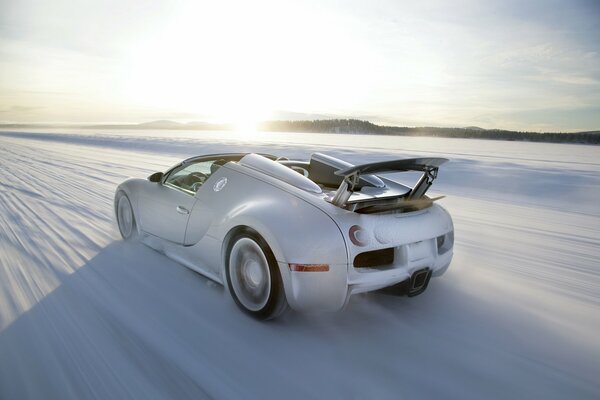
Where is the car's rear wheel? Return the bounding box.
[226,233,288,320]
[116,192,136,240]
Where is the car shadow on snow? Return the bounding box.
[1,240,598,400]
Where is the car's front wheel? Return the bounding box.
[226,233,288,320]
[116,192,137,240]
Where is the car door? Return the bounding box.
[139,161,213,243]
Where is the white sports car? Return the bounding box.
[115,152,454,319]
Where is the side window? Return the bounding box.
[164,161,215,194]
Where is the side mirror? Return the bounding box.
[148,172,164,183]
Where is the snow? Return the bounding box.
[0,130,599,399]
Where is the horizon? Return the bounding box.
[1,0,600,132]
[3,117,599,135]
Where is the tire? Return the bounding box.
[116,192,137,240]
[226,233,288,320]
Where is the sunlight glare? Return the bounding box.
[119,0,377,126]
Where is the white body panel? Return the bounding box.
[115,153,454,312]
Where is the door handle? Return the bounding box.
[176,206,189,215]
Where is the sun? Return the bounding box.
[210,100,271,138]
[233,118,259,135]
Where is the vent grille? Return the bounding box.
[354,247,394,268]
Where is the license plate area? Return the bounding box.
[409,240,430,261]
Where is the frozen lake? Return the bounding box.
[1,129,599,399]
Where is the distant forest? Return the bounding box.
[259,119,600,144]
[1,118,599,144]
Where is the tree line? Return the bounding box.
[258,119,600,145]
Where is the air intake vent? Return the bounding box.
[354,247,394,268]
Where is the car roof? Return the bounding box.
[181,152,278,164]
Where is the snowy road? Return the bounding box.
[1,130,599,399]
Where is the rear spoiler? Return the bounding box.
[330,157,448,207]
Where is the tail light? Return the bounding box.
[349,225,369,246]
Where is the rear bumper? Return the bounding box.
[279,246,453,312]
[345,246,453,301]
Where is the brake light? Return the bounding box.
[289,264,330,272]
[349,225,369,246]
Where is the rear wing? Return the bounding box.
[330,157,448,207]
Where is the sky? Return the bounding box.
[0,0,599,131]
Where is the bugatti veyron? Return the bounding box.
[115,152,454,319]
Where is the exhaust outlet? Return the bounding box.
[408,268,431,297]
